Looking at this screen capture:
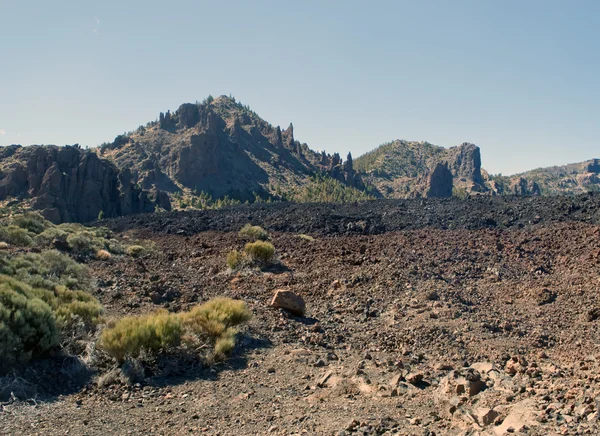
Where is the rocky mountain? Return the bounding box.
[98,96,366,203]
[0,144,160,223]
[354,140,487,198]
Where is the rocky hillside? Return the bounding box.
[354,140,487,198]
[98,96,366,203]
[354,139,599,197]
[493,158,600,195]
[0,144,159,223]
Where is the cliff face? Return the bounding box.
[0,145,157,223]
[100,96,365,202]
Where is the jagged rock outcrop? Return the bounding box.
[445,143,485,191]
[100,96,368,203]
[509,177,541,196]
[0,145,154,223]
[426,162,454,198]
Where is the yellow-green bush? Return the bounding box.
[0,225,33,246]
[101,298,252,362]
[183,297,252,338]
[244,240,275,264]
[100,310,183,362]
[226,250,242,269]
[0,275,61,371]
[126,245,146,258]
[238,224,269,241]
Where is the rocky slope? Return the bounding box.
[98,96,366,203]
[3,196,600,435]
[354,140,487,198]
[0,144,160,223]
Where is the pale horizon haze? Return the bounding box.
[1,0,599,175]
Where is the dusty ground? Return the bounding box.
[2,197,600,435]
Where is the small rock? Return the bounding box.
[406,373,424,385]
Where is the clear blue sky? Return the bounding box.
[1,0,598,175]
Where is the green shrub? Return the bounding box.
[67,231,102,256]
[34,227,68,247]
[12,213,50,235]
[244,241,275,265]
[0,225,33,246]
[126,245,146,258]
[238,224,269,241]
[0,251,102,329]
[0,275,60,371]
[100,310,183,362]
[226,250,242,269]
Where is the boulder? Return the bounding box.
[270,289,305,316]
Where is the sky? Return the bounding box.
[1,0,598,175]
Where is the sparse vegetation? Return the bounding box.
[238,224,269,241]
[297,234,316,242]
[285,174,375,203]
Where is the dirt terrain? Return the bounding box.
[2,195,600,435]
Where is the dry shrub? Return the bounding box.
[226,250,242,269]
[96,249,112,260]
[101,298,252,363]
[99,310,183,362]
[183,298,252,338]
[244,241,275,265]
[238,224,269,241]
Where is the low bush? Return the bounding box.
[12,213,49,234]
[126,245,146,258]
[226,250,242,269]
[244,241,276,265]
[0,275,61,371]
[238,224,269,241]
[0,225,33,246]
[183,297,252,338]
[297,234,316,242]
[101,298,252,362]
[100,310,183,363]
[67,231,102,256]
